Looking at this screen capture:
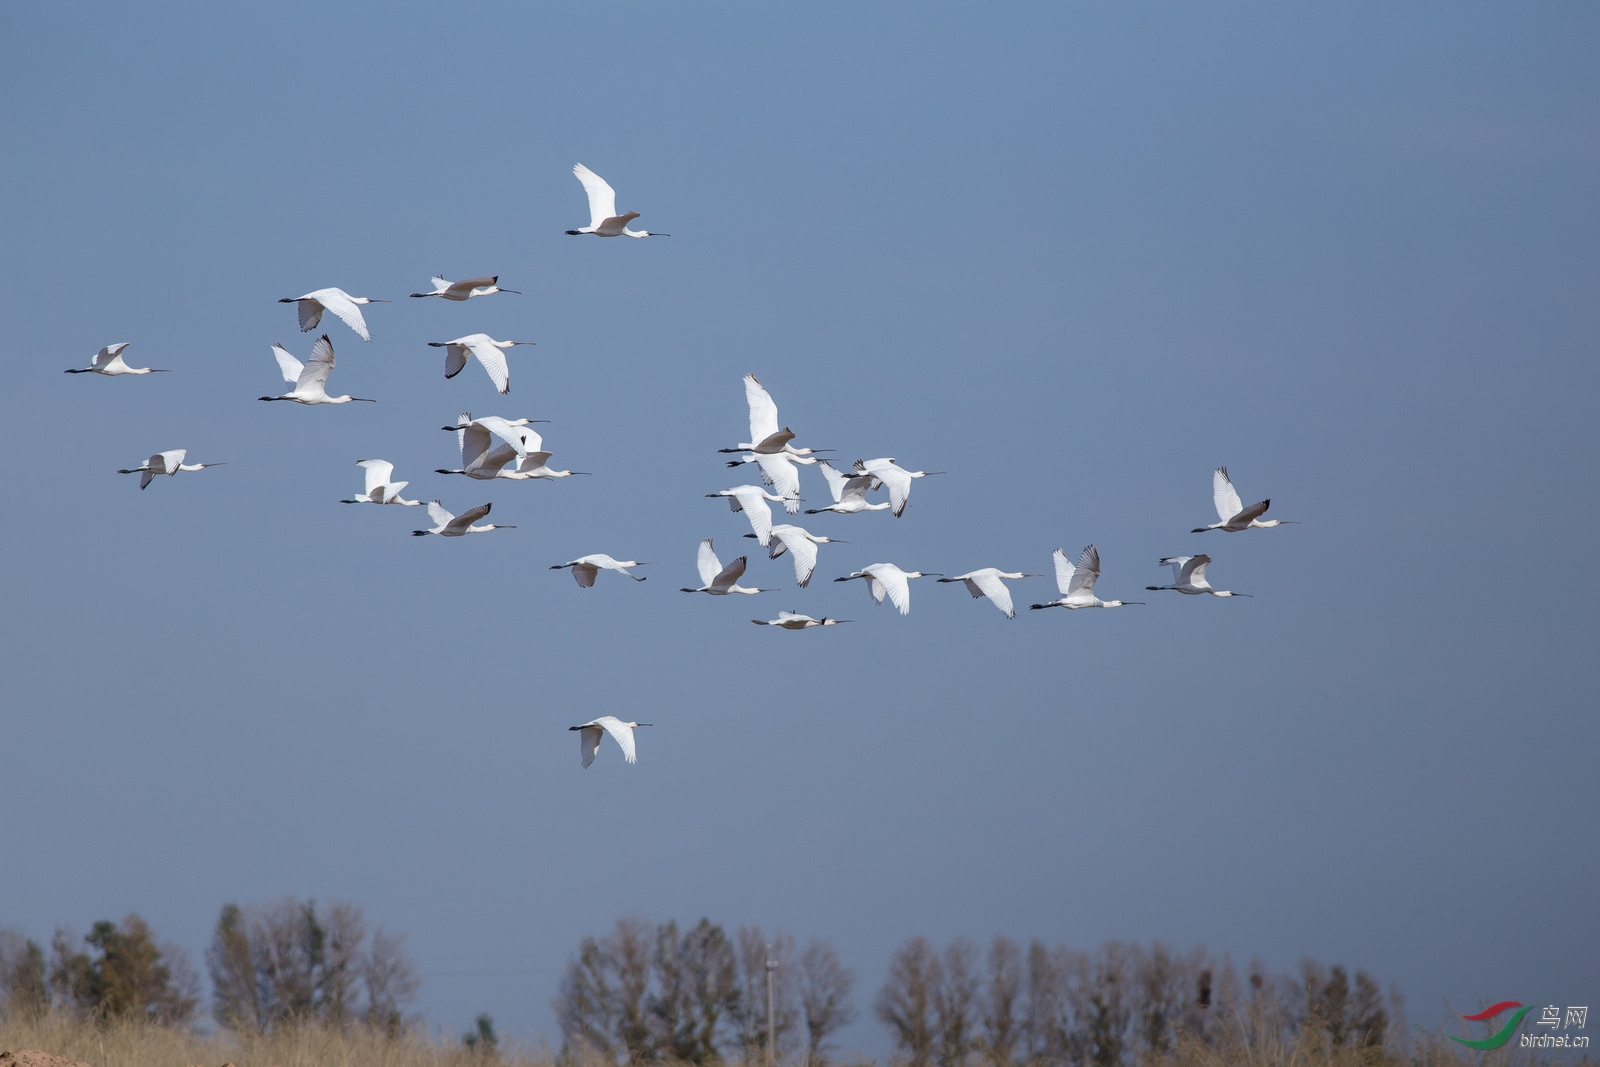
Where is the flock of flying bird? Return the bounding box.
[69,162,1298,770]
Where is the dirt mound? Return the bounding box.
[0,1052,96,1067]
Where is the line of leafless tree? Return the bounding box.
[553,918,857,1066]
[873,936,1399,1067]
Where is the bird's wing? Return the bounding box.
[1051,548,1075,595]
[381,480,409,502]
[573,163,618,229]
[743,374,780,443]
[572,562,599,587]
[271,344,304,384]
[696,538,722,587]
[1184,556,1212,586]
[516,450,554,473]
[873,567,911,614]
[734,489,774,545]
[139,469,155,489]
[318,290,371,341]
[468,339,511,395]
[1234,498,1271,524]
[712,555,748,589]
[1069,545,1100,596]
[579,724,602,768]
[156,450,185,472]
[451,275,497,295]
[872,463,912,516]
[597,716,638,764]
[95,343,131,368]
[817,460,848,503]
[1157,556,1191,583]
[776,529,819,587]
[427,500,453,528]
[967,570,1015,616]
[865,575,887,605]
[473,416,531,458]
[296,297,324,332]
[297,334,336,391]
[451,503,492,530]
[752,453,800,505]
[443,343,470,380]
[358,459,395,495]
[1213,467,1243,522]
[470,443,518,473]
[428,275,451,293]
[514,426,543,453]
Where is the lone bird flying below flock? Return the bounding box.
[706,485,797,547]
[565,163,669,238]
[1193,467,1298,533]
[117,449,224,490]
[749,523,850,589]
[408,274,519,301]
[1030,545,1143,611]
[429,334,535,395]
[65,343,169,376]
[680,538,774,596]
[260,335,374,405]
[852,458,944,518]
[1146,555,1250,597]
[805,460,891,516]
[340,459,423,506]
[835,563,942,616]
[717,374,830,457]
[551,555,653,587]
[938,567,1042,619]
[411,500,513,537]
[570,716,652,769]
[278,287,388,342]
[751,612,852,629]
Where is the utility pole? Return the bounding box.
[765,943,779,1067]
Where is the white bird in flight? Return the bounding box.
[851,458,944,518]
[724,451,810,511]
[835,563,941,616]
[1030,546,1144,610]
[65,343,169,376]
[437,413,547,478]
[680,538,774,596]
[341,459,423,506]
[408,274,519,301]
[1193,467,1298,533]
[117,449,224,490]
[429,334,535,395]
[411,500,514,537]
[937,567,1041,619]
[565,163,669,238]
[805,460,891,515]
[551,555,653,586]
[259,335,374,405]
[570,715,652,768]
[1146,555,1250,597]
[278,287,388,341]
[751,612,852,629]
[717,374,829,457]
[753,523,850,589]
[706,485,796,547]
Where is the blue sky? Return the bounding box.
[1,1,1595,1052]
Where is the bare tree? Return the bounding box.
[681,919,739,1063]
[980,937,1022,1067]
[876,936,941,1067]
[933,939,980,1067]
[732,926,798,1060]
[1021,941,1070,1067]
[612,918,655,1060]
[0,928,50,1018]
[798,939,855,1067]
[204,898,416,1033]
[554,935,618,1062]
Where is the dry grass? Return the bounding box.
[3,1013,1595,1067]
[0,1013,555,1067]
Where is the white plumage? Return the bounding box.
[565,163,669,238]
[278,287,388,341]
[569,715,652,768]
